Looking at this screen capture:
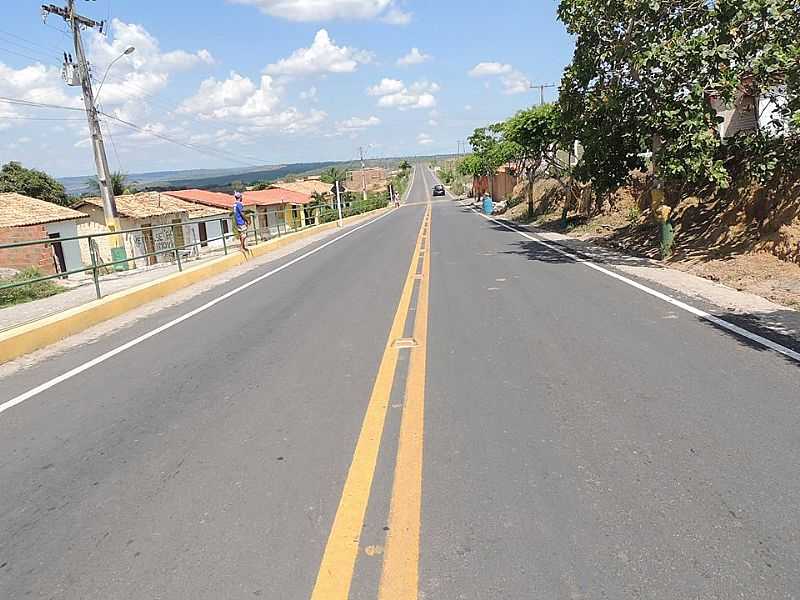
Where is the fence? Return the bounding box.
[0,197,389,303]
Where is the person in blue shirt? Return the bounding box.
[233,191,250,255]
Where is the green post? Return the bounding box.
[173,224,183,272]
[221,219,228,255]
[660,221,675,259]
[88,237,102,300]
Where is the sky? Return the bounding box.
[0,0,574,177]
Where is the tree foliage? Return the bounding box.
[558,0,800,194]
[0,161,70,205]
[86,171,134,196]
[320,167,346,184]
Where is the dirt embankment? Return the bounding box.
[506,174,800,309]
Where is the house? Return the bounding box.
[243,188,317,235]
[471,165,519,201]
[167,188,317,238]
[0,193,86,276]
[75,192,226,269]
[161,189,242,247]
[709,81,790,139]
[272,180,333,202]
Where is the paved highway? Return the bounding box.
[1,166,798,599]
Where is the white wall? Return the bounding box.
[45,220,83,273]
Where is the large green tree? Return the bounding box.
[558,0,800,194]
[0,161,70,205]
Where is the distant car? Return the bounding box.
[432,184,446,197]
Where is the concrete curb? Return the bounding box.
[0,208,391,364]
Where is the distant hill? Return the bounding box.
[60,155,456,196]
[59,162,338,195]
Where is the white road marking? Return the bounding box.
[1,208,399,416]
[474,210,800,364]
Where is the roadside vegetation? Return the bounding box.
[0,267,64,307]
[0,161,71,205]
[459,0,799,266]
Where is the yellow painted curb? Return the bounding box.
[0,208,391,364]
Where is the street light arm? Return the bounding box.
[94,47,134,105]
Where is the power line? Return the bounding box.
[0,96,84,112]
[0,45,59,66]
[0,93,272,168]
[99,111,271,168]
[0,115,85,121]
[0,28,65,59]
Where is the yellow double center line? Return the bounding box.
[311,204,432,600]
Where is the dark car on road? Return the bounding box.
[432,184,446,197]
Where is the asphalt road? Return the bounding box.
[1,166,798,599]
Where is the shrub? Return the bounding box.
[0,267,64,307]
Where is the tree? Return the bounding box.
[0,161,70,205]
[558,0,800,194]
[457,125,519,197]
[86,171,134,196]
[500,103,578,217]
[320,167,346,184]
[399,160,412,172]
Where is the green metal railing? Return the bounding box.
[0,197,390,302]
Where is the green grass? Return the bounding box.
[0,267,64,307]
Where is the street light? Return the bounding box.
[94,46,135,103]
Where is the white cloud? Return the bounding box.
[469,62,513,77]
[179,72,279,119]
[178,71,327,134]
[87,19,213,106]
[369,78,439,110]
[382,7,413,25]
[468,61,529,95]
[428,119,438,127]
[367,78,405,96]
[335,115,381,134]
[300,86,318,101]
[264,30,372,76]
[397,47,431,66]
[501,71,531,95]
[464,104,473,111]
[0,62,82,115]
[417,133,433,146]
[229,0,411,23]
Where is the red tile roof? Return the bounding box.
[164,189,240,209]
[244,188,312,206]
[166,188,312,209]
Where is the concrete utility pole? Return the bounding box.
[358,146,368,203]
[43,1,120,233]
[335,180,344,228]
[529,83,558,106]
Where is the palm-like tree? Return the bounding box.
[86,171,134,196]
[320,167,346,184]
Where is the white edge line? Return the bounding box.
[1,209,397,416]
[473,209,800,364]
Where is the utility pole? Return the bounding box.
[529,83,558,106]
[358,146,368,203]
[335,180,344,227]
[43,1,120,234]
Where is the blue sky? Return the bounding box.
[1,0,574,177]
